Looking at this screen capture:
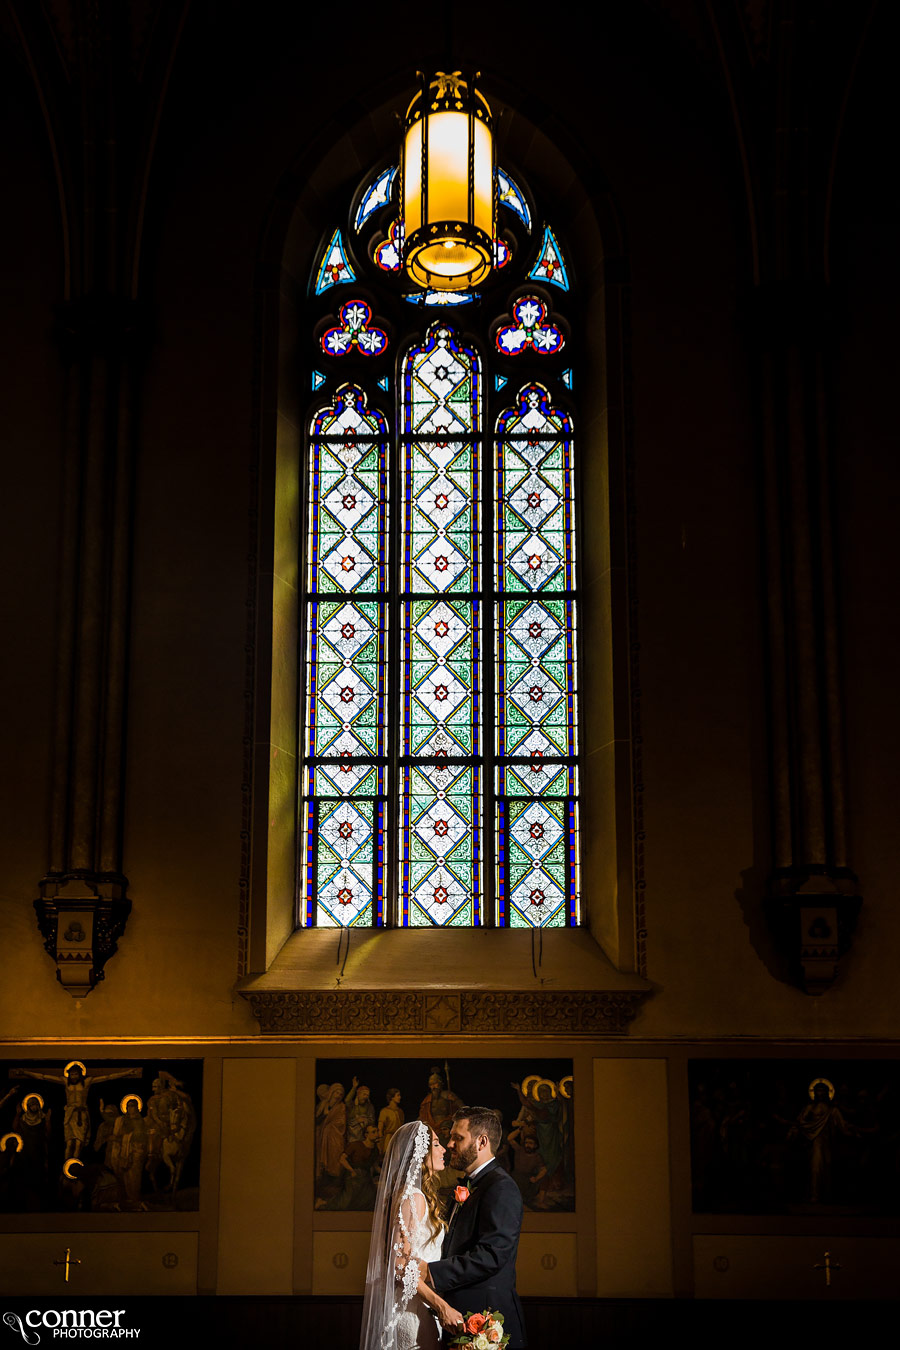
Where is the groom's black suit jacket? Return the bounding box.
[429,1159,526,1348]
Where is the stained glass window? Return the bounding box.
[528,226,570,291]
[495,386,578,927]
[313,228,357,294]
[303,162,579,930]
[303,385,389,927]
[355,167,397,230]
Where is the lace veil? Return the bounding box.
[359,1119,433,1350]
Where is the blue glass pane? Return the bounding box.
[314,228,357,294]
[401,764,481,927]
[303,383,389,928]
[527,226,569,291]
[497,168,532,230]
[403,290,478,307]
[496,384,575,595]
[355,166,397,230]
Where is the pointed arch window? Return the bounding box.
[302,164,579,930]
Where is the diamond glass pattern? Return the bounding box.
[404,598,479,759]
[496,384,574,596]
[309,386,388,596]
[402,325,481,597]
[502,797,575,928]
[402,764,480,927]
[398,326,483,924]
[303,384,389,927]
[315,798,379,927]
[495,385,579,926]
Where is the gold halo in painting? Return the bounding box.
[520,1075,542,1098]
[559,1076,573,1099]
[64,1060,87,1077]
[0,1133,23,1153]
[120,1094,143,1113]
[23,1093,45,1111]
[63,1158,84,1179]
[808,1077,835,1101]
[533,1077,557,1099]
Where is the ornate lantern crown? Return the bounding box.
[402,70,495,292]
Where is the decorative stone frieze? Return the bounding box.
[243,988,646,1036]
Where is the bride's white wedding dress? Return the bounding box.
[396,1188,442,1350]
[360,1121,445,1350]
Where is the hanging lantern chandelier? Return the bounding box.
[402,70,495,292]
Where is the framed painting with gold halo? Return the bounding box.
[0,1058,203,1215]
[314,1057,574,1213]
[689,1059,900,1215]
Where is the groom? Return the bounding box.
[424,1106,526,1348]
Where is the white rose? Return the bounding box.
[473,1336,490,1350]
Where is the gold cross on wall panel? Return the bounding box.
[52,1248,81,1282]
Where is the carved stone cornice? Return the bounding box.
[243,989,646,1037]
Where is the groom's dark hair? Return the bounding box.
[453,1106,502,1153]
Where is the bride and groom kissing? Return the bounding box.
[359,1107,526,1349]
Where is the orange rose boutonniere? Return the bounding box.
[454,1185,470,1204]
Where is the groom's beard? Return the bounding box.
[450,1141,478,1171]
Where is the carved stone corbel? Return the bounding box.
[34,874,131,997]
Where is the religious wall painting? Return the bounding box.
[313,1058,573,1214]
[0,1059,202,1214]
[689,1059,900,1215]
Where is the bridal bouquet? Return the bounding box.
[448,1310,509,1348]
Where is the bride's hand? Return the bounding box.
[436,1302,465,1333]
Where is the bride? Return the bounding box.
[359,1120,464,1349]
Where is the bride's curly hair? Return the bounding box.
[421,1143,447,1238]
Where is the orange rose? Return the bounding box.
[454,1185,470,1203]
[466,1314,486,1334]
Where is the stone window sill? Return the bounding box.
[237,927,650,1036]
